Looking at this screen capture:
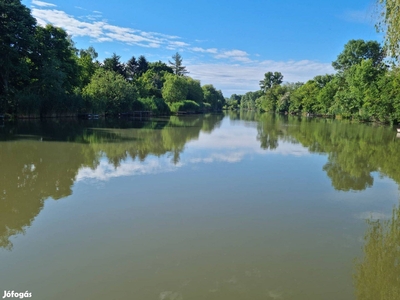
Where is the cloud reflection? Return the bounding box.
[76,157,181,182]
[76,121,309,182]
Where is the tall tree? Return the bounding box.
[77,46,98,88]
[259,72,283,92]
[0,0,36,112]
[31,24,80,116]
[332,40,384,72]
[136,55,149,76]
[126,55,138,81]
[102,53,126,78]
[168,52,188,76]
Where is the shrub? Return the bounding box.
[168,100,200,113]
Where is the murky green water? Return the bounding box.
[0,112,399,300]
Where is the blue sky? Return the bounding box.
[23,0,381,96]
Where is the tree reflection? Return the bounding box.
[254,113,400,192]
[0,114,223,249]
[354,204,400,300]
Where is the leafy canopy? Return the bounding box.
[332,39,384,72]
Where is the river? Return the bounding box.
[0,112,399,300]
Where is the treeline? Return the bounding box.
[225,39,400,123]
[0,0,225,118]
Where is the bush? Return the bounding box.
[137,97,170,115]
[168,100,200,113]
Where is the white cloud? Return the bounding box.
[167,41,190,49]
[76,157,181,182]
[32,0,56,7]
[215,49,252,62]
[31,8,185,48]
[191,47,218,54]
[189,152,246,164]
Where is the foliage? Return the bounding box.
[162,74,188,103]
[149,61,173,74]
[82,69,137,114]
[332,40,384,72]
[126,55,138,81]
[137,97,170,115]
[0,0,36,113]
[169,100,200,113]
[137,55,149,77]
[136,70,165,98]
[376,0,400,59]
[185,77,203,103]
[168,52,188,76]
[77,47,99,88]
[256,85,289,113]
[102,53,126,78]
[202,84,225,110]
[259,71,283,92]
[241,90,262,110]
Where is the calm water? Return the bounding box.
[0,112,399,300]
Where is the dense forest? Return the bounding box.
[0,0,226,118]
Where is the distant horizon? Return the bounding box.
[22,0,382,96]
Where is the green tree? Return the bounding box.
[241,90,262,110]
[168,52,188,76]
[259,71,283,92]
[332,40,384,72]
[77,46,98,88]
[136,55,149,76]
[136,69,165,98]
[0,0,36,113]
[289,80,320,114]
[185,77,203,103]
[83,69,137,114]
[30,24,80,116]
[316,77,340,114]
[136,62,174,98]
[125,56,138,81]
[256,85,287,112]
[162,74,188,103]
[102,53,126,78]
[202,84,225,110]
[148,61,173,74]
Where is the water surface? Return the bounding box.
[0,112,399,300]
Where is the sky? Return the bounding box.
[22,0,382,96]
